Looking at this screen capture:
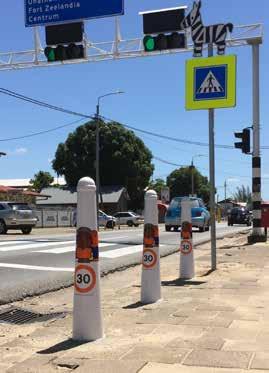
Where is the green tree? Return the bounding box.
[148,178,166,198]
[233,185,252,205]
[52,120,154,208]
[30,171,54,192]
[167,167,210,203]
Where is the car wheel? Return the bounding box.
[21,227,32,235]
[134,223,139,227]
[199,226,205,233]
[127,220,133,227]
[247,221,251,226]
[205,225,210,231]
[0,220,7,234]
[106,221,115,229]
[165,226,171,232]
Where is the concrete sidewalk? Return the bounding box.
[1,231,269,372]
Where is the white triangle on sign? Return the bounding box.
[197,71,224,94]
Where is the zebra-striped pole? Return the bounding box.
[248,41,266,243]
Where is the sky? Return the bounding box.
[0,0,268,201]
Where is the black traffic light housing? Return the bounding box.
[140,7,187,52]
[44,22,85,62]
[234,128,251,154]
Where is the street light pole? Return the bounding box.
[95,91,124,227]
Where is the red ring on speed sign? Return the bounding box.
[180,240,193,255]
[143,248,157,269]
[74,264,96,293]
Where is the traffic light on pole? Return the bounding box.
[143,33,186,52]
[140,7,187,53]
[44,22,85,62]
[234,128,251,154]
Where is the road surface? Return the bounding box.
[0,223,249,303]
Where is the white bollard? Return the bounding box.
[73,177,103,341]
[180,198,195,279]
[141,190,161,304]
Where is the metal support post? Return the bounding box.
[95,105,100,229]
[208,44,217,271]
[248,41,266,243]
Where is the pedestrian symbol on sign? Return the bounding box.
[194,64,228,102]
[197,71,224,94]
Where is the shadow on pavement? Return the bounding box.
[122,301,145,309]
[37,339,86,354]
[161,279,206,287]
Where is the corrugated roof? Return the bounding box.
[36,186,129,205]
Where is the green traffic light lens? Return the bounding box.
[143,35,155,52]
[44,47,55,62]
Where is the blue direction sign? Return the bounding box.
[25,0,124,27]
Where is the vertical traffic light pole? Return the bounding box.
[248,39,265,243]
[95,104,100,230]
[208,43,217,271]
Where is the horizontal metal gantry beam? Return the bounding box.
[0,23,263,71]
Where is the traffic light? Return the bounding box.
[44,22,85,62]
[234,128,251,154]
[140,7,187,53]
[143,32,186,52]
[44,44,84,62]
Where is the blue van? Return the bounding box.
[165,197,210,232]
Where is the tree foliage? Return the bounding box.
[167,167,210,203]
[148,178,166,198]
[233,185,252,204]
[30,171,54,192]
[52,120,154,207]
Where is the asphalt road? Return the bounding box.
[0,223,250,304]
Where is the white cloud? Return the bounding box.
[226,178,240,184]
[14,147,28,155]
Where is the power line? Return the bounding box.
[0,88,268,154]
[0,118,85,142]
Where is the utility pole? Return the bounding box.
[224,179,227,218]
[208,44,217,271]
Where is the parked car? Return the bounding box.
[99,210,117,229]
[0,202,37,234]
[113,211,143,227]
[165,197,210,232]
[228,207,252,226]
[73,209,117,229]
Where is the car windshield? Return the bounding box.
[169,198,200,209]
[8,203,31,211]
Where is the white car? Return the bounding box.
[113,211,143,227]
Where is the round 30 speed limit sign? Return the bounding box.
[143,248,157,269]
[180,240,193,255]
[74,264,96,294]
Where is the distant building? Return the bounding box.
[0,177,66,190]
[36,186,130,215]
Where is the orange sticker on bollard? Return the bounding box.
[180,240,193,255]
[144,224,159,248]
[181,221,193,239]
[74,264,97,293]
[76,227,99,263]
[143,248,157,269]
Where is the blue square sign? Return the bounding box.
[194,65,228,101]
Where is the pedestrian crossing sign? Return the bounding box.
[185,55,237,110]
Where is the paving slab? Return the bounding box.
[139,362,269,373]
[183,350,253,369]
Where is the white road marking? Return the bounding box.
[35,242,117,254]
[100,244,144,258]
[0,240,75,252]
[0,263,73,272]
